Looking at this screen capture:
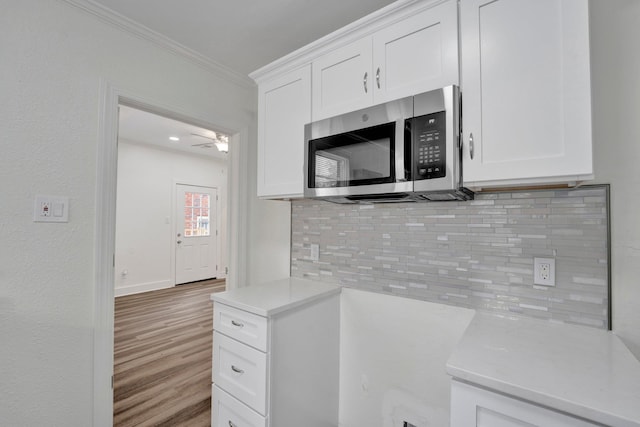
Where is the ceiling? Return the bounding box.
[88,0,398,76]
[118,105,230,160]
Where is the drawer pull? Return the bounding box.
[230,320,244,328]
[231,365,244,374]
[228,421,237,427]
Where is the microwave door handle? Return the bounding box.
[395,118,406,183]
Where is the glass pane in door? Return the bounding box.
[183,192,210,237]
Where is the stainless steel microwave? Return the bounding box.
[303,85,472,203]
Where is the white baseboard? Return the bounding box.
[115,279,173,297]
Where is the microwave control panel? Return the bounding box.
[413,111,446,180]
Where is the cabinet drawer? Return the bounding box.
[214,303,268,351]
[214,331,268,415]
[451,380,600,427]
[212,385,267,427]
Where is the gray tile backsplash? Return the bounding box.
[291,186,610,328]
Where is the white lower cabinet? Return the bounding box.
[450,380,600,427]
[211,281,340,427]
[214,303,268,351]
[213,331,267,415]
[212,385,266,427]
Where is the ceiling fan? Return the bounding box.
[190,132,229,152]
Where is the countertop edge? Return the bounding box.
[211,286,341,316]
[209,278,342,317]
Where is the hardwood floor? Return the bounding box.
[114,279,226,427]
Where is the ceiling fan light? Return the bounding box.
[214,140,229,153]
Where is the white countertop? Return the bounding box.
[210,277,341,317]
[447,313,640,427]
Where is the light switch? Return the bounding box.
[52,201,64,217]
[310,244,320,261]
[34,195,69,223]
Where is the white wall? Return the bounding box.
[244,125,293,286]
[115,140,228,296]
[590,0,640,359]
[0,0,255,425]
[339,288,475,427]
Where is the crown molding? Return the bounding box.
[61,0,255,89]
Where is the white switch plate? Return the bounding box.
[534,257,555,286]
[34,195,69,222]
[310,244,320,261]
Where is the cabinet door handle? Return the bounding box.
[469,133,475,160]
[231,365,244,374]
[230,320,244,328]
[228,421,237,427]
[363,72,368,93]
[376,67,380,89]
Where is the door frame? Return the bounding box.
[93,80,248,426]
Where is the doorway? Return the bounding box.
[93,84,248,427]
[111,101,233,425]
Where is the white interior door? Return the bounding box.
[175,184,217,284]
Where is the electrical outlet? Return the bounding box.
[534,257,555,286]
[40,201,51,217]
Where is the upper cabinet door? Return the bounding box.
[372,0,459,104]
[312,38,373,121]
[257,65,311,198]
[312,0,459,122]
[460,0,593,187]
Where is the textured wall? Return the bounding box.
[0,1,254,425]
[292,186,609,328]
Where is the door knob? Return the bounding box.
[177,240,182,244]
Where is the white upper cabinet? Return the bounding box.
[256,65,311,198]
[252,0,594,199]
[312,0,459,121]
[372,0,459,105]
[312,38,373,121]
[460,0,593,188]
